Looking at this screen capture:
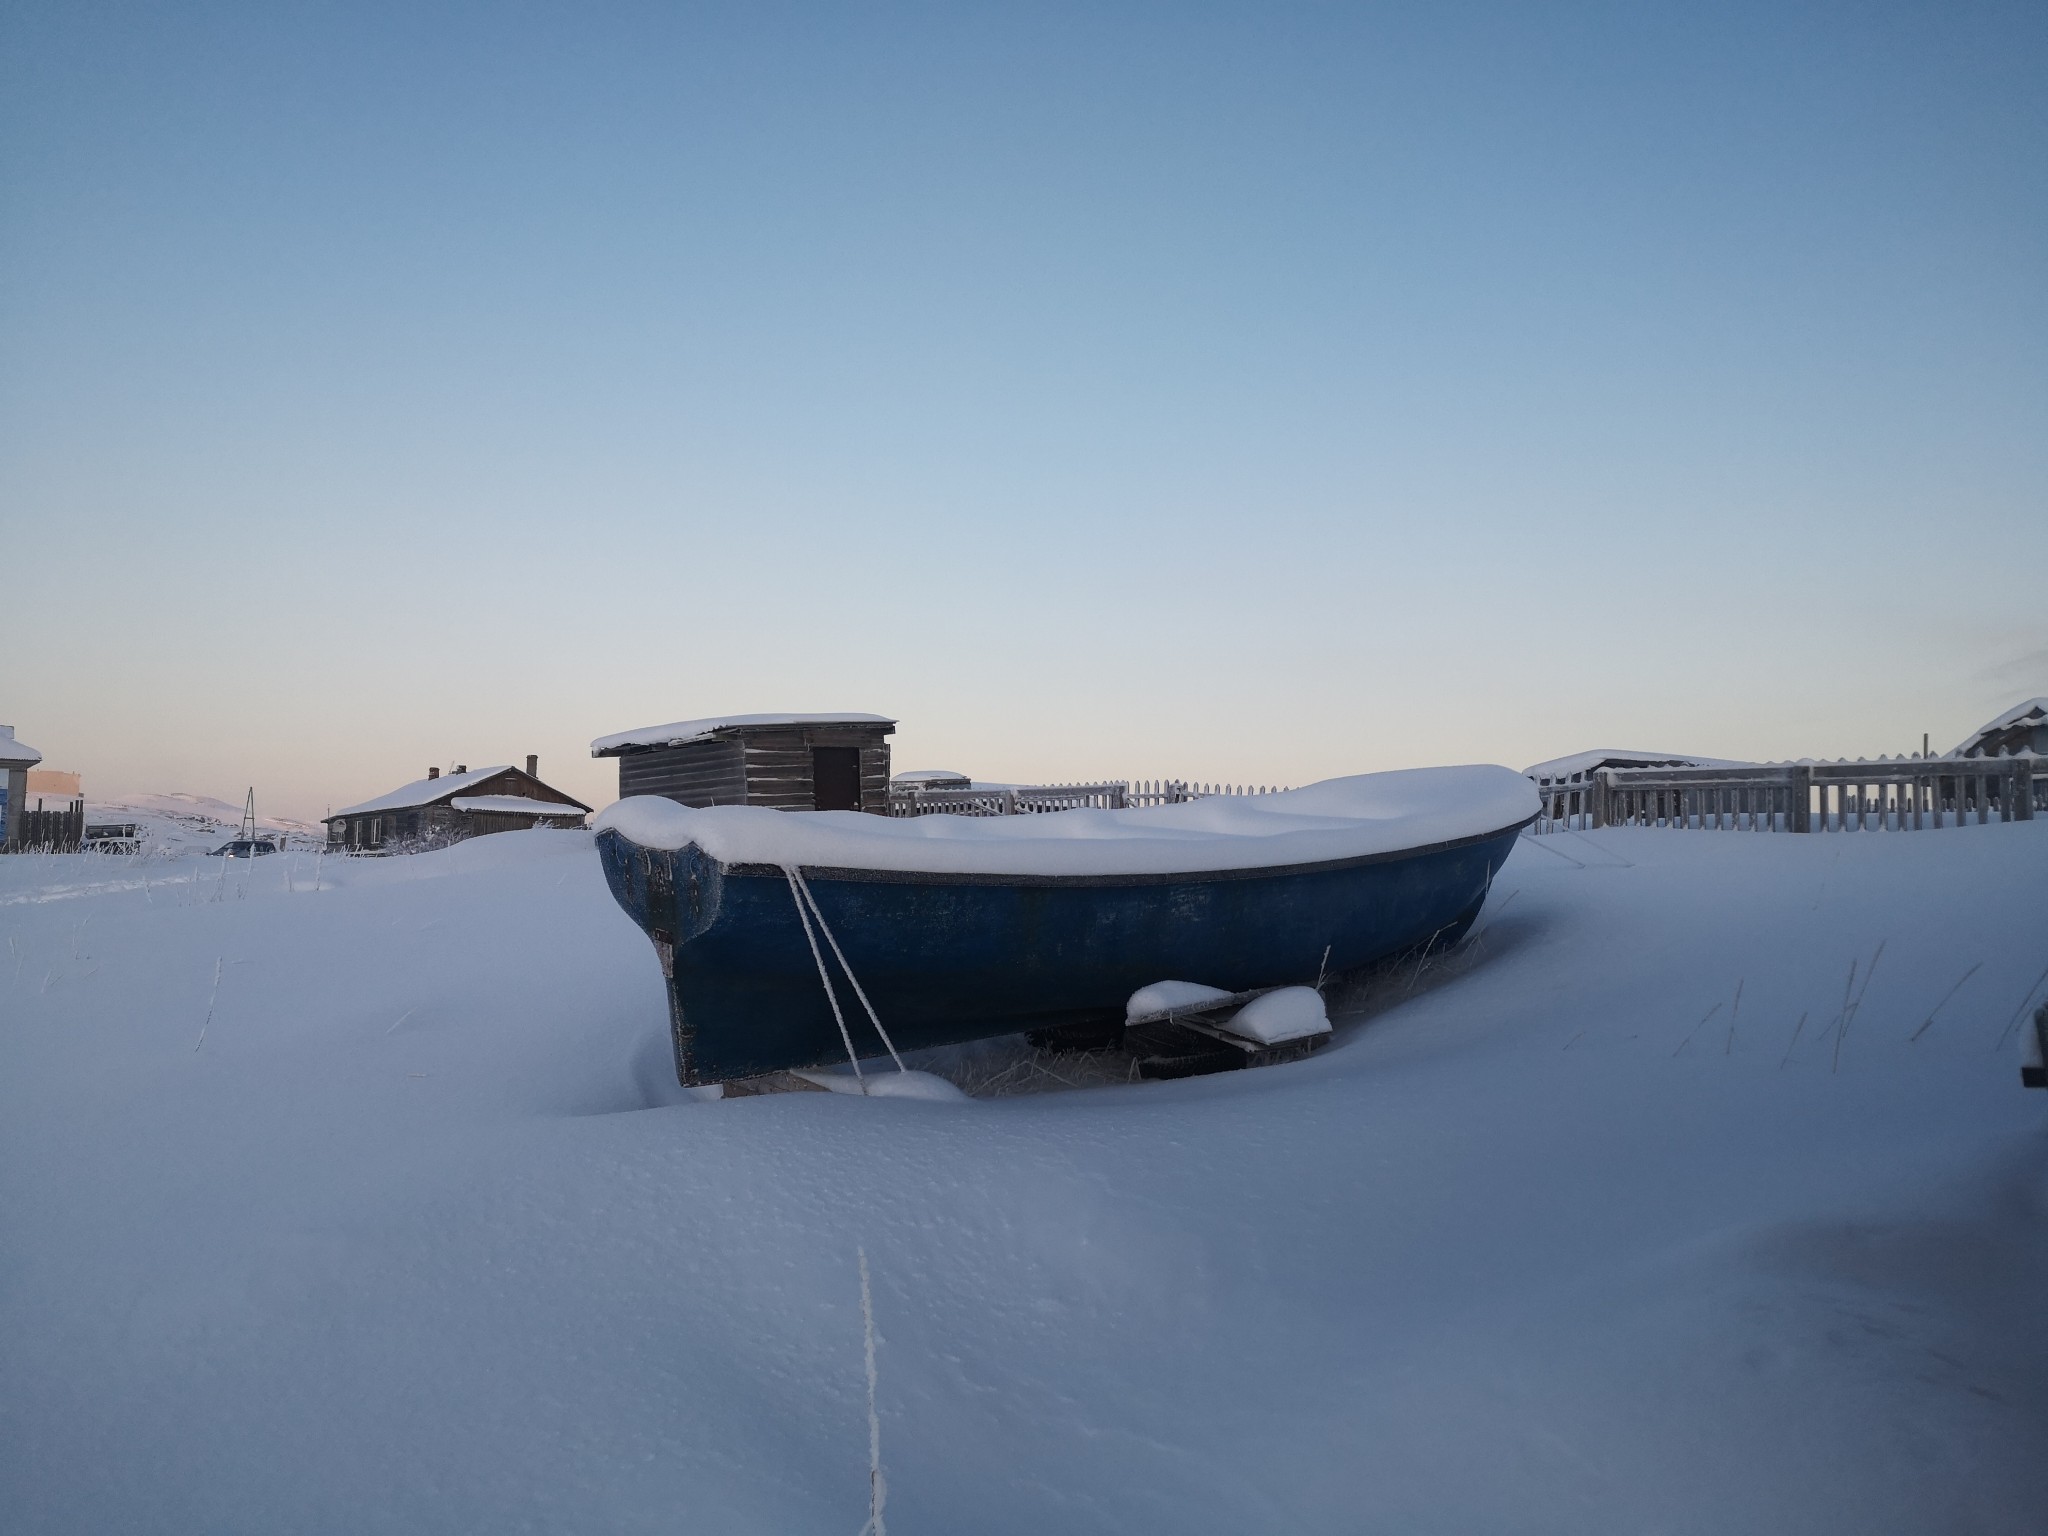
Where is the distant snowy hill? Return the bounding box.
[85,792,322,853]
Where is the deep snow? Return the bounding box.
[2,820,2046,1533]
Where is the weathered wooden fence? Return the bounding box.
[5,798,85,852]
[887,780,1289,818]
[1531,758,2043,835]
[1126,780,1288,808]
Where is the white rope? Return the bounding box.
[789,865,908,1074]
[784,867,866,1093]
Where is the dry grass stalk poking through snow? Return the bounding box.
[193,957,222,1053]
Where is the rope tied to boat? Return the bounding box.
[782,865,908,1083]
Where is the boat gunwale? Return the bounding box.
[638,813,1536,890]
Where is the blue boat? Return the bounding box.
[594,767,1539,1086]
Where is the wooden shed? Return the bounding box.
[591,713,895,813]
[325,757,591,852]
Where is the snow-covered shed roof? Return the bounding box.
[1522,749,1749,782]
[1949,698,2048,758]
[0,726,44,767]
[330,767,593,821]
[892,768,970,785]
[591,713,896,756]
[449,795,588,818]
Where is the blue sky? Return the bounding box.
[3,1,2043,817]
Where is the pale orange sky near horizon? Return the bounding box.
[7,671,2043,826]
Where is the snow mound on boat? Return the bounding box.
[1127,981,1237,1020]
[594,766,1538,878]
[1227,987,1331,1044]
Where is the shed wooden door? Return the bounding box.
[811,747,861,811]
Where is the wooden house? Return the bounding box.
[591,713,895,812]
[1951,698,2048,759]
[1522,749,1747,785]
[325,756,591,852]
[0,725,43,848]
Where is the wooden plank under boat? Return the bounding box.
[594,766,1539,1086]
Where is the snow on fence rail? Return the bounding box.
[886,780,1288,818]
[1530,758,2043,835]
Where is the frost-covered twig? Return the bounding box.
[194,957,223,1052]
[1520,837,1586,869]
[1777,1011,1810,1070]
[1466,887,1520,943]
[1671,1001,1723,1056]
[1820,958,1857,1070]
[1725,978,1743,1055]
[1031,1059,1082,1090]
[1561,827,1632,867]
[1994,960,2048,1050]
[1832,941,1884,1074]
[1404,923,1455,994]
[1908,962,1981,1043]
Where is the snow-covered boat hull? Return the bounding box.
[596,818,1526,1086]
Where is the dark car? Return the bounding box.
[208,838,279,858]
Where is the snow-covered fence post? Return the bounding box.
[1788,765,1813,833]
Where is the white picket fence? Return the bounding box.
[887,779,1290,818]
[1530,756,2044,836]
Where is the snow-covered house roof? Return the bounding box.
[0,726,44,767]
[1522,749,1749,782]
[448,795,587,818]
[333,766,509,818]
[329,767,592,821]
[592,713,896,757]
[1949,698,2048,758]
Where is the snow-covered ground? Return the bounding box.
[2,821,2045,1533]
